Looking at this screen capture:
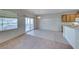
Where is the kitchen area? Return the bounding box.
[61,12,79,48]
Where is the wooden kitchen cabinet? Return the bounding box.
[62,15,67,22]
[70,14,76,22]
[76,14,79,18]
[66,15,71,22]
[62,14,78,22]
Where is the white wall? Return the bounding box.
[39,14,62,31]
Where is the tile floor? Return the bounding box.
[0,30,73,49]
[27,30,69,44]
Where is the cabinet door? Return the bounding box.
[62,15,67,22]
[76,14,79,18]
[70,14,76,22]
[66,15,71,22]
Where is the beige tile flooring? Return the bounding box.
[0,30,73,49]
[27,30,69,44]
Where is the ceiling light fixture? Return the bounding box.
[37,16,41,19]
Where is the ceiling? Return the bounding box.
[1,9,78,16]
[26,9,76,15]
[0,10,17,17]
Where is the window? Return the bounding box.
[0,18,18,31]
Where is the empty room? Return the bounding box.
[0,9,79,49]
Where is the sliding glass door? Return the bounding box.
[0,18,2,31]
[25,17,34,32]
[30,18,34,30]
[25,17,30,32]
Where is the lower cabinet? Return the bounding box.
[63,26,79,48]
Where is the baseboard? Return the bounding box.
[11,33,25,40]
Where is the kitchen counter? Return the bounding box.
[63,25,79,49]
[61,22,74,32]
[64,25,79,30]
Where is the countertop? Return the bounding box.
[64,24,79,30]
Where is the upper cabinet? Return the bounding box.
[70,14,76,22]
[66,15,71,22]
[76,14,79,18]
[62,14,79,22]
[62,15,67,22]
